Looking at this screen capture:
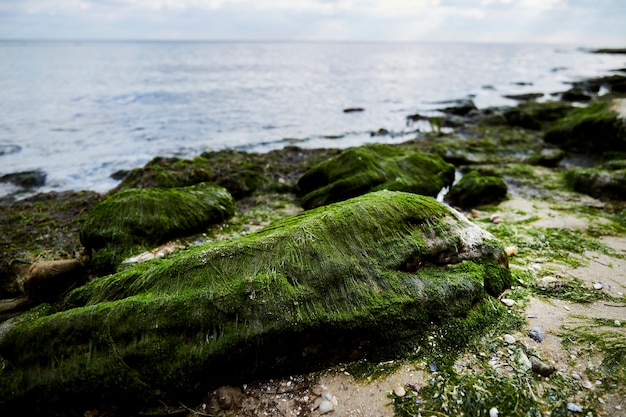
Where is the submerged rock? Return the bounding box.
[445,171,508,209]
[0,170,46,188]
[298,144,455,209]
[0,191,510,414]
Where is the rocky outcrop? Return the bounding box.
[544,101,626,153]
[565,160,626,200]
[0,170,46,188]
[298,144,455,210]
[445,171,508,209]
[0,191,511,415]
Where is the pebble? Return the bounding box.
[318,400,334,414]
[582,380,593,389]
[572,373,582,381]
[501,298,516,307]
[528,326,544,342]
[567,403,583,413]
[490,214,502,224]
[393,386,406,397]
[593,282,604,290]
[503,334,516,344]
[530,356,555,377]
[505,246,517,257]
[615,320,622,327]
[489,407,499,417]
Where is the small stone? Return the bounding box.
[503,334,516,344]
[567,403,583,413]
[505,246,518,257]
[319,400,334,414]
[501,298,516,307]
[489,407,499,417]
[572,373,582,381]
[530,356,555,377]
[490,213,502,224]
[393,386,406,397]
[615,320,621,327]
[582,380,593,389]
[528,326,544,342]
[593,282,604,290]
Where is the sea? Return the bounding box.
[1,41,625,198]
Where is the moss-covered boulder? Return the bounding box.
[0,191,510,415]
[544,101,626,153]
[80,182,235,272]
[298,144,455,209]
[445,171,508,209]
[565,162,626,200]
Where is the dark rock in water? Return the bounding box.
[565,162,626,200]
[0,170,46,188]
[503,109,541,130]
[439,99,477,116]
[561,88,592,102]
[571,74,626,94]
[110,169,130,181]
[0,190,511,415]
[24,259,85,303]
[298,144,455,210]
[513,81,533,86]
[545,101,626,153]
[0,144,21,157]
[371,128,390,136]
[80,182,235,272]
[504,93,544,101]
[343,107,365,113]
[445,171,508,209]
[593,48,626,54]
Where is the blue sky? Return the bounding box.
[0,0,624,45]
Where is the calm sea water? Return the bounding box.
[0,41,624,197]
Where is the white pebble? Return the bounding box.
[582,380,593,389]
[572,373,582,381]
[489,407,499,417]
[615,320,621,327]
[567,403,583,413]
[501,298,516,307]
[593,282,604,290]
[394,386,406,397]
[503,334,516,344]
[319,400,334,414]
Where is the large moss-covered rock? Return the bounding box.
[565,162,626,200]
[80,182,235,273]
[0,191,510,415]
[544,101,626,153]
[298,144,455,209]
[445,171,508,209]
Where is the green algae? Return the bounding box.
[445,171,508,209]
[298,144,455,209]
[0,191,510,415]
[79,182,235,274]
[545,101,626,153]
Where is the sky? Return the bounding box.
[0,0,624,45]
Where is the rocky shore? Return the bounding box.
[1,51,626,416]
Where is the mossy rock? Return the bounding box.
[445,171,508,208]
[80,182,235,273]
[0,191,510,415]
[544,101,626,153]
[565,165,626,200]
[298,144,455,209]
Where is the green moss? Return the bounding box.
[298,144,455,209]
[79,182,235,274]
[445,171,508,209]
[545,101,626,153]
[0,191,510,415]
[565,166,626,201]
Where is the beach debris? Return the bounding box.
[528,326,544,342]
[503,334,516,345]
[567,403,583,413]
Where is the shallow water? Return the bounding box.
[0,41,624,196]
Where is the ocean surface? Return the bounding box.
[1,41,625,197]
